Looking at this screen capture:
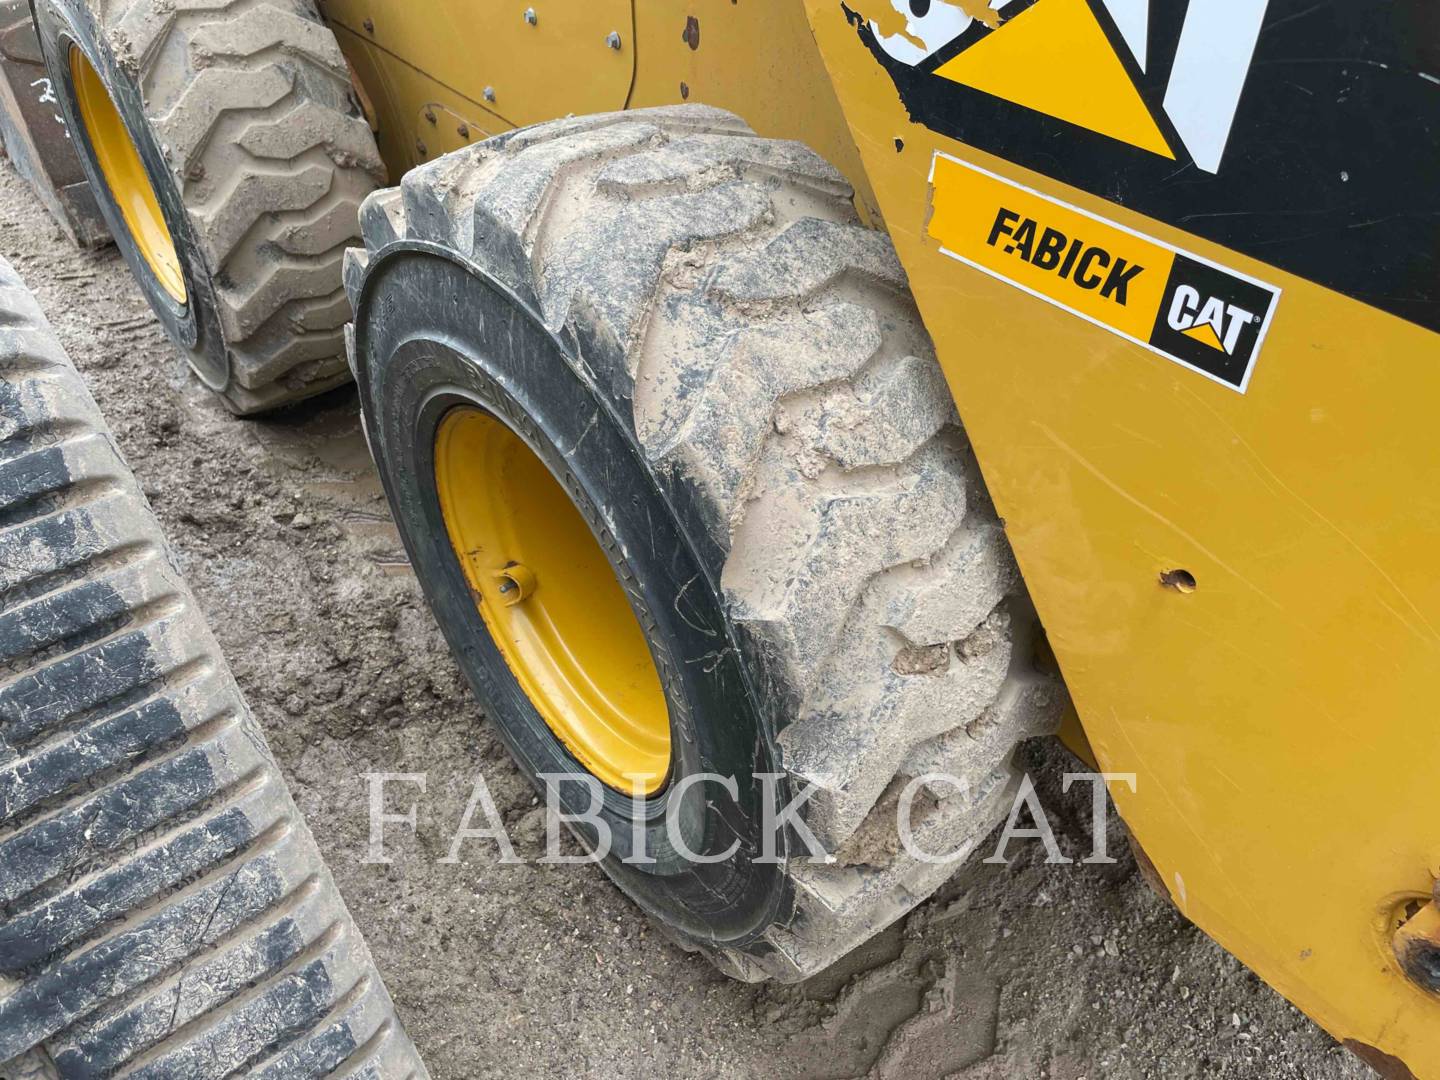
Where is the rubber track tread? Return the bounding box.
[0,258,427,1075]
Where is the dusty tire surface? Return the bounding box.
[0,256,425,1076]
[348,105,1066,980]
[31,0,382,413]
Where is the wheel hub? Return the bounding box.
[433,406,671,795]
[68,45,186,303]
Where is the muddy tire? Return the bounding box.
[31,0,383,414]
[0,256,426,1075]
[347,106,1066,981]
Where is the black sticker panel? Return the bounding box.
[846,0,1440,334]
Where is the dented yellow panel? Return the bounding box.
[806,0,1440,1074]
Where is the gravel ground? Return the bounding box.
[0,157,1374,1080]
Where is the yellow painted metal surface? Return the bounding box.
[805,1,1440,1073]
[68,46,184,301]
[626,2,880,223]
[317,0,631,151]
[311,0,1440,1061]
[323,2,880,220]
[329,21,508,177]
[435,406,671,795]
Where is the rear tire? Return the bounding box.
[347,106,1066,980]
[32,0,383,413]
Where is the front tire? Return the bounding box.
[32,0,384,413]
[347,105,1066,980]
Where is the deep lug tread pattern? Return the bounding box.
[0,258,427,1075]
[352,106,1068,981]
[97,0,382,412]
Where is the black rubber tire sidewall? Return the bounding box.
[354,244,792,948]
[31,0,230,390]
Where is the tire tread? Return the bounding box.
[101,0,382,412]
[352,106,1066,981]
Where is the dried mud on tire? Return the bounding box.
[31,0,383,413]
[348,105,1066,980]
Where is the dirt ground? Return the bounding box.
[0,159,1375,1080]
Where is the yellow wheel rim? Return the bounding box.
[435,406,671,795]
[69,45,186,303]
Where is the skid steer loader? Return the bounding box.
[3,0,1438,1075]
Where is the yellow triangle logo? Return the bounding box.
[933,0,1174,159]
[1181,320,1227,351]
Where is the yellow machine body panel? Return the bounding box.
[318,0,632,128]
[805,0,1440,1073]
[320,1,881,218]
[318,0,634,175]
[329,19,510,175]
